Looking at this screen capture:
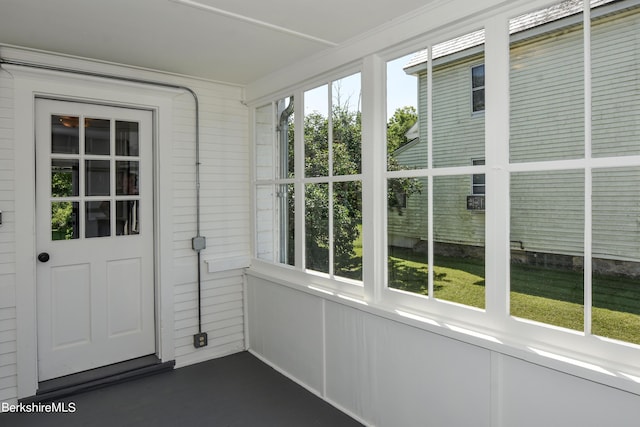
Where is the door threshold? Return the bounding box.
[22,355,175,403]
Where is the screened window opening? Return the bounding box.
[385,29,486,309]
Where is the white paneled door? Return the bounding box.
[35,99,155,382]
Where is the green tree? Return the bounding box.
[386,107,422,214]
[304,105,362,276]
[386,105,417,153]
[302,103,421,275]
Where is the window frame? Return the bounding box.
[249,0,640,394]
[471,63,485,114]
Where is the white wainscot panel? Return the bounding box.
[51,264,91,349]
[325,301,492,427]
[247,277,324,393]
[107,258,142,337]
[500,356,640,427]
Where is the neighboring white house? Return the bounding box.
[389,0,640,275]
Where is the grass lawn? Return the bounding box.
[388,246,640,345]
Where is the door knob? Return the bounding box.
[38,252,50,263]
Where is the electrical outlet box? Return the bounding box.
[192,236,206,252]
[193,332,208,348]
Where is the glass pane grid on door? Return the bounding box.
[50,114,141,241]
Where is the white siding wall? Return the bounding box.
[392,9,640,259]
[389,55,487,248]
[0,48,249,401]
[0,66,16,403]
[510,23,585,162]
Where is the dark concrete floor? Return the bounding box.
[1,351,363,427]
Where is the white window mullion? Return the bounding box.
[327,83,335,277]
[484,15,511,322]
[583,0,593,336]
[427,46,434,299]
[295,92,305,269]
[361,55,386,303]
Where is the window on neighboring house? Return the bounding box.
[472,159,485,195]
[472,64,485,113]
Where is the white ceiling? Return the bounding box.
[0,0,435,85]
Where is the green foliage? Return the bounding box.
[51,170,75,240]
[303,105,362,276]
[301,104,423,276]
[387,107,422,214]
[386,105,417,153]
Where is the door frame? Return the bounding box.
[11,64,179,398]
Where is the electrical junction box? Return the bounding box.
[192,236,206,251]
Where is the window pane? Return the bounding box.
[256,185,276,262]
[85,160,110,196]
[386,54,421,170]
[51,201,78,240]
[334,181,362,280]
[116,121,139,157]
[387,177,429,295]
[433,175,485,308]
[305,183,329,273]
[472,64,485,88]
[592,167,640,345]
[255,104,275,181]
[433,29,485,167]
[278,184,295,266]
[86,201,110,238]
[510,170,584,330]
[277,97,295,179]
[116,200,139,235]
[51,159,79,197]
[305,85,329,178]
[116,161,139,195]
[51,115,79,154]
[85,118,110,155]
[592,2,640,158]
[510,1,584,162]
[332,73,361,175]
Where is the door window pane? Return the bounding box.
[85,160,110,196]
[51,159,79,197]
[51,115,79,154]
[116,200,139,235]
[85,118,110,155]
[85,201,110,238]
[116,121,139,157]
[116,161,139,195]
[51,201,79,240]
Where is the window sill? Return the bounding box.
[247,261,640,397]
